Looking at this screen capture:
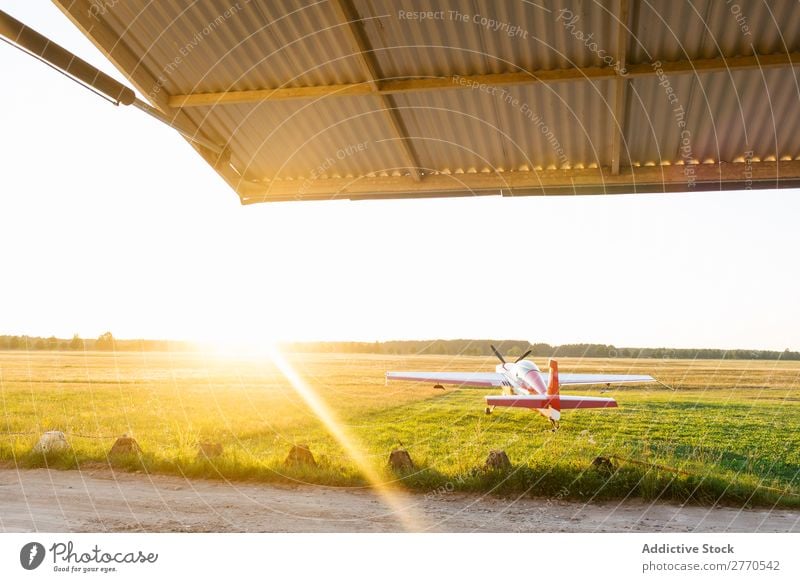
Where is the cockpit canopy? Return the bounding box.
[515,360,540,372]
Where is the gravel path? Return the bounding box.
[1,467,797,533]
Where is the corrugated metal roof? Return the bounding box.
[395,78,616,172]
[52,0,800,202]
[184,97,411,179]
[629,0,800,63]
[359,0,619,76]
[625,67,800,166]
[104,0,368,93]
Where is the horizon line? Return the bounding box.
[0,332,795,355]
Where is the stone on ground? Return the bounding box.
[285,444,316,467]
[592,456,616,474]
[388,448,415,472]
[32,431,69,454]
[484,449,512,471]
[109,435,142,456]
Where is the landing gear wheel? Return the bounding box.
[550,419,560,432]
[485,406,493,415]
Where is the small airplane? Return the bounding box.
[386,345,656,429]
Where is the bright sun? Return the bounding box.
[192,332,282,359]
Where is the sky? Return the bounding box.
[1,2,798,351]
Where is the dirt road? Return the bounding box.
[0,467,797,533]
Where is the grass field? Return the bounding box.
[1,350,799,507]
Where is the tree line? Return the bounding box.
[1,334,797,361]
[287,339,800,361]
[0,333,185,352]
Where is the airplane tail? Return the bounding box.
[547,359,561,414]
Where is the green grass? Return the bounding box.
[1,350,799,507]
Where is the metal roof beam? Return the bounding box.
[168,51,800,108]
[0,8,135,105]
[329,0,421,181]
[239,160,800,203]
[609,0,629,176]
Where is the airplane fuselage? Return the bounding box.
[491,359,560,421]
[496,360,548,396]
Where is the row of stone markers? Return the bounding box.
[31,430,220,459]
[287,444,513,472]
[32,432,514,472]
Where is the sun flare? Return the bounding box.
[263,344,424,531]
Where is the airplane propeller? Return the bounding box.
[514,349,532,363]
[491,344,533,365]
[490,345,506,364]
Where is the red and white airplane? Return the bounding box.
[387,345,656,428]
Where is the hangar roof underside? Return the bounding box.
[55,0,800,203]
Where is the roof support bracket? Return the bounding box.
[610,0,630,175]
[330,0,422,181]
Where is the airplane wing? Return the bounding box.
[386,371,505,387]
[541,372,655,386]
[486,394,618,409]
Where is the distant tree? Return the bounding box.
[70,334,83,350]
[34,339,46,350]
[9,336,19,349]
[96,331,115,351]
[47,336,58,350]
